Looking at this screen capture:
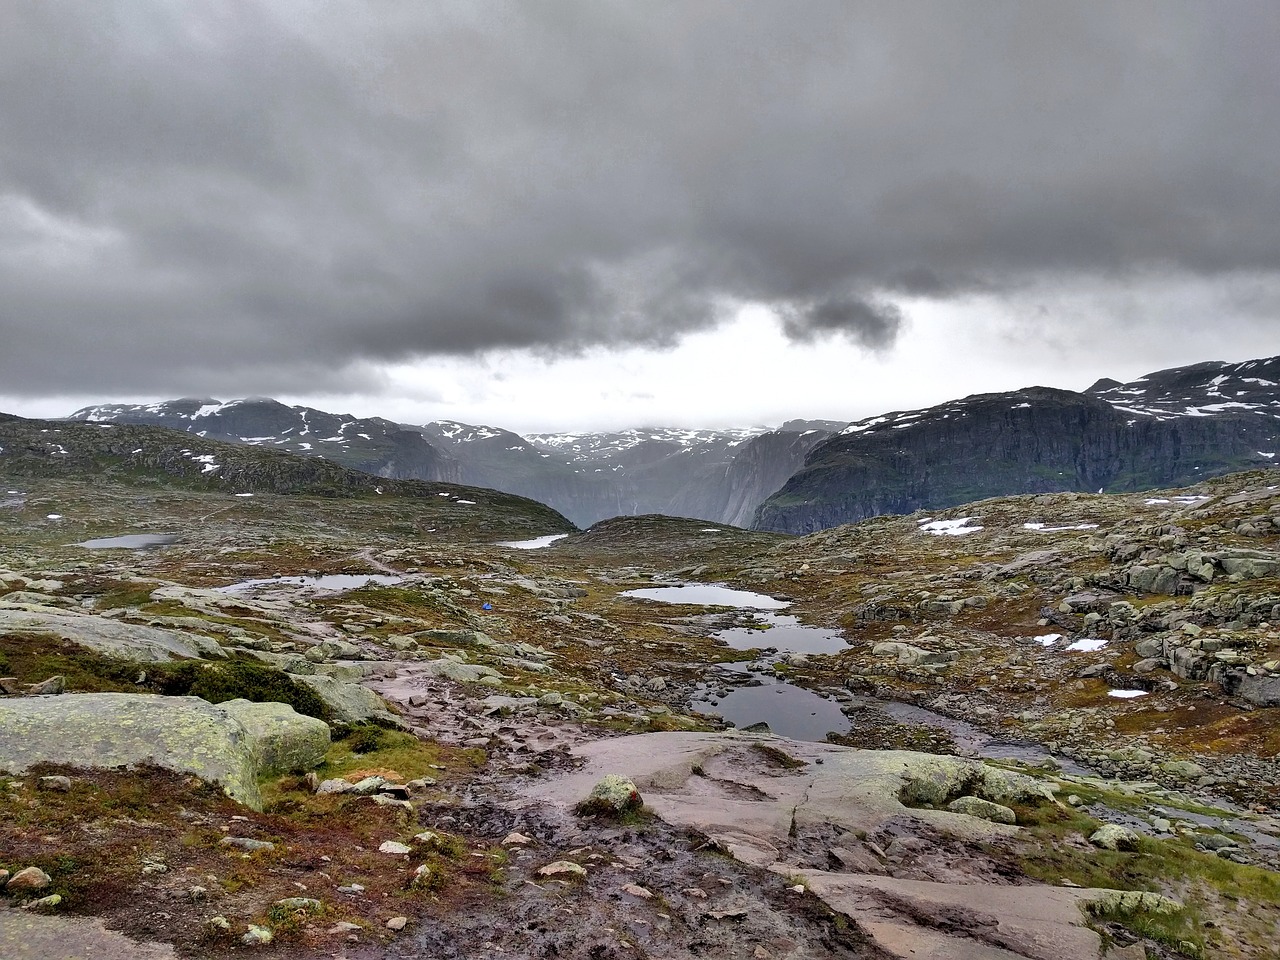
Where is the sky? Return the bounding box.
[2,1,1279,431]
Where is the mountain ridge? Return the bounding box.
[752,357,1280,532]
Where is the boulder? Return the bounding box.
[946,795,1017,825]
[417,659,504,683]
[577,774,643,817]
[0,609,226,662]
[870,642,958,668]
[0,693,328,810]
[1133,637,1165,660]
[5,867,52,894]
[295,674,401,726]
[1089,824,1140,851]
[220,699,331,776]
[1218,553,1280,580]
[303,638,365,662]
[1158,759,1208,781]
[1234,673,1280,708]
[1083,890,1182,916]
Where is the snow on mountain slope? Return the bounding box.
[1087,356,1280,420]
[68,398,458,483]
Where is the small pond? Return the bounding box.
[715,615,848,655]
[621,583,790,610]
[76,534,180,550]
[873,700,1090,774]
[217,574,406,593]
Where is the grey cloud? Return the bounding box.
[1,1,1279,395]
[780,297,903,349]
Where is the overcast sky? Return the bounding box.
[2,1,1278,430]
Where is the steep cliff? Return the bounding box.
[753,364,1280,534]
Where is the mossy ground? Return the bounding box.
[988,783,1280,958]
[0,729,498,956]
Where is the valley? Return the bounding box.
[67,356,1280,535]
[2,413,1278,959]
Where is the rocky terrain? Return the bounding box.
[754,357,1280,533]
[1,416,1279,959]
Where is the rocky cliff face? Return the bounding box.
[68,398,461,484]
[420,421,831,527]
[714,427,835,527]
[753,360,1280,533]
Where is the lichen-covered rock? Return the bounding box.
[303,638,365,663]
[1084,890,1182,916]
[219,699,331,776]
[295,674,400,726]
[417,659,504,684]
[0,693,328,810]
[0,608,226,662]
[1158,759,1208,781]
[892,753,1054,809]
[946,795,1017,825]
[577,774,643,817]
[1089,824,1141,851]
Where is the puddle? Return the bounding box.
[715,615,848,655]
[216,574,406,593]
[622,583,790,609]
[75,534,180,550]
[495,534,570,549]
[692,672,851,742]
[872,700,1090,774]
[626,583,843,654]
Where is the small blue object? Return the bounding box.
[482,602,492,611]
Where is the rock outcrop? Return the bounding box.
[0,694,329,810]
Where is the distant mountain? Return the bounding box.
[417,422,833,527]
[63,402,835,528]
[69,398,459,484]
[753,357,1280,533]
[0,411,575,537]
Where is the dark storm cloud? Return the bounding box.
[2,0,1278,394]
[780,297,903,349]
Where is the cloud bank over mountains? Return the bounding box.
[2,1,1278,396]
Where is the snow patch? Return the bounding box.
[1065,637,1107,652]
[918,517,983,536]
[1023,522,1099,532]
[495,534,569,549]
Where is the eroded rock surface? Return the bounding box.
[0,693,328,809]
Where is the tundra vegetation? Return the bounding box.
[0,415,1277,959]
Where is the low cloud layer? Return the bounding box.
[2,1,1277,395]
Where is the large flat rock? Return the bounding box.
[0,608,225,662]
[0,693,329,809]
[522,731,1047,862]
[522,732,1146,960]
